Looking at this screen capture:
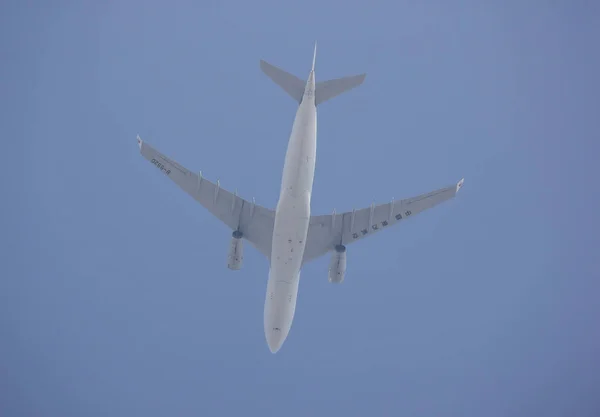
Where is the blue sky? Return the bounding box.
[2,1,599,416]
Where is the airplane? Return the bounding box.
[137,44,464,353]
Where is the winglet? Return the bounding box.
[456,178,465,193]
[137,134,143,150]
[312,41,317,72]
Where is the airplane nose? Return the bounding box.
[266,328,284,353]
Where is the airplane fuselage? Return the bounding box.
[264,71,317,353]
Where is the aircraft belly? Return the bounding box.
[264,85,316,353]
[263,268,300,353]
[279,105,316,200]
[265,194,309,353]
[271,193,310,275]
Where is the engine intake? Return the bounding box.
[328,245,347,283]
[227,230,244,270]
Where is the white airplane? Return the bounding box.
[137,44,464,353]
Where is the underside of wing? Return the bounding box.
[137,136,275,258]
[302,179,464,263]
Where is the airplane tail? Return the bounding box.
[260,49,365,105]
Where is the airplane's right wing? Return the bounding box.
[302,179,464,263]
[137,136,275,258]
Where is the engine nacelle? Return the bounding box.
[328,245,347,284]
[227,231,244,270]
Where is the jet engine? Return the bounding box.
[227,230,244,270]
[328,245,347,283]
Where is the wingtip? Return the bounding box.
[136,134,143,150]
[456,178,465,193]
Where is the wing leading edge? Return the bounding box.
[137,136,275,258]
[302,179,464,263]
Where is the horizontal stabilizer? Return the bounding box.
[260,60,305,102]
[315,74,366,105]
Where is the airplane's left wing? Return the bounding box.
[137,136,275,258]
[302,179,464,263]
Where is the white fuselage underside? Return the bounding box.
[264,73,317,353]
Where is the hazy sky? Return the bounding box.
[3,1,599,416]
